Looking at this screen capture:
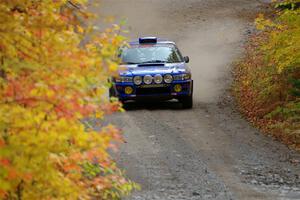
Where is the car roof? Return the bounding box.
[129,38,176,46]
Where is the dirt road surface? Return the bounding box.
[89,0,300,199]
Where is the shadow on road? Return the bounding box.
[123,100,185,111]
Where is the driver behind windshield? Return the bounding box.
[120,45,184,64]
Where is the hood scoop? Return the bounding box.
[138,63,165,67]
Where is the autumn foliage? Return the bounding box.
[0,0,137,199]
[234,0,300,149]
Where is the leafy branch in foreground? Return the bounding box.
[0,0,138,199]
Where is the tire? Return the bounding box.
[109,86,116,98]
[180,95,193,109]
[180,81,193,109]
[109,86,127,106]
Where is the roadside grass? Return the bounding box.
[233,0,300,150]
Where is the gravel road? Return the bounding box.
[89,0,300,199]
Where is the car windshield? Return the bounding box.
[120,45,184,64]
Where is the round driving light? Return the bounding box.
[124,86,133,94]
[174,84,182,92]
[143,75,153,85]
[164,74,173,83]
[133,76,142,85]
[154,74,163,84]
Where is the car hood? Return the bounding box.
[119,63,190,76]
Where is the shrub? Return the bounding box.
[234,0,300,149]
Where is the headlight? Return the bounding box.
[164,74,173,83]
[173,73,191,81]
[133,76,142,85]
[154,74,163,84]
[143,75,153,85]
[115,76,133,83]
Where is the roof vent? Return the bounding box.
[139,37,157,44]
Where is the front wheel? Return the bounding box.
[179,95,193,109]
[109,87,116,98]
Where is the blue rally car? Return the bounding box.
[109,37,193,109]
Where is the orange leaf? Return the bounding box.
[0,139,5,148]
[0,159,10,167]
[7,169,18,180]
[0,189,7,199]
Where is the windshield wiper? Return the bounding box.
[141,60,166,64]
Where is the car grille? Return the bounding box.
[136,87,171,95]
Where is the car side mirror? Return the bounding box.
[184,56,190,63]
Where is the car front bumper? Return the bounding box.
[113,80,193,101]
